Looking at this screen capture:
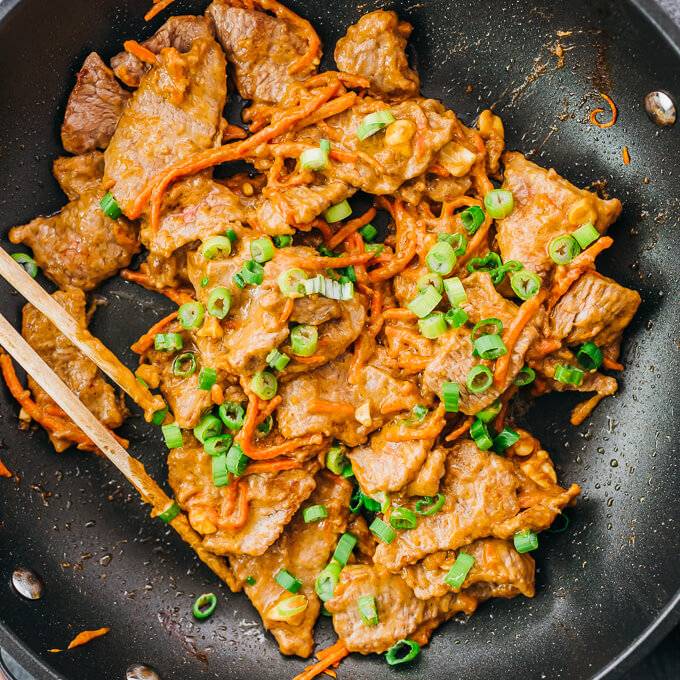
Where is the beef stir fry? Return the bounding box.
[2,0,641,675]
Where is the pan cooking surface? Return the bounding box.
[0,0,679,678]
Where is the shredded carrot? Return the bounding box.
[144,0,177,21]
[308,217,332,241]
[293,92,357,131]
[589,93,617,128]
[327,208,376,249]
[123,40,157,64]
[445,416,473,442]
[385,326,432,355]
[622,146,630,165]
[67,628,110,650]
[382,308,417,321]
[279,297,295,326]
[309,399,355,416]
[223,123,249,141]
[368,200,417,282]
[305,71,371,90]
[211,383,225,406]
[215,481,249,530]
[120,268,193,306]
[242,459,302,475]
[130,312,178,354]
[293,353,327,365]
[494,290,547,387]
[458,214,493,265]
[440,195,482,217]
[0,457,11,478]
[289,252,375,270]
[493,385,518,431]
[602,357,624,371]
[294,641,349,680]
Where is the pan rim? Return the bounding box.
[0,0,679,677]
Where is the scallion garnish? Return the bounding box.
[417,272,444,293]
[385,640,420,666]
[443,277,466,307]
[333,533,358,566]
[554,363,584,386]
[466,365,493,393]
[197,367,217,391]
[303,504,328,524]
[460,205,485,234]
[444,552,475,589]
[290,324,318,357]
[11,253,38,278]
[172,352,197,378]
[233,272,246,289]
[212,453,229,487]
[572,222,600,249]
[255,414,273,439]
[425,240,457,276]
[177,302,205,330]
[418,312,447,339]
[266,348,290,371]
[193,593,217,619]
[549,235,580,265]
[315,561,342,602]
[369,518,396,544]
[219,402,245,430]
[407,285,442,318]
[273,234,293,248]
[100,192,122,219]
[154,333,183,352]
[278,268,307,298]
[473,334,508,360]
[161,423,182,449]
[493,427,520,453]
[194,414,222,443]
[245,576,256,585]
[477,399,501,423]
[201,235,232,260]
[251,371,277,400]
[514,530,539,553]
[490,260,523,285]
[326,445,348,475]
[511,270,541,300]
[303,274,354,300]
[577,342,604,371]
[300,147,329,171]
[388,507,418,530]
[323,200,352,223]
[358,595,379,626]
[470,418,493,450]
[445,306,468,328]
[225,228,237,242]
[359,223,378,241]
[226,443,248,475]
[483,189,514,219]
[513,365,536,386]
[270,595,308,621]
[356,110,395,140]
[275,568,303,594]
[467,251,502,274]
[414,494,446,516]
[151,405,168,426]
[250,237,274,263]
[240,259,264,285]
[158,500,180,523]
[207,287,231,319]
[441,382,459,412]
[204,434,233,457]
[470,318,503,342]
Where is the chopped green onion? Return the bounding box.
[467,251,502,274]
[407,286,442,318]
[172,352,197,378]
[151,406,169,426]
[303,504,328,523]
[349,487,363,513]
[266,348,290,371]
[477,399,501,423]
[275,568,303,594]
[493,427,520,453]
[225,229,238,242]
[278,268,307,298]
[547,513,570,534]
[441,382,459,412]
[316,561,342,602]
[300,147,328,171]
[193,593,217,619]
[466,365,493,393]
[413,405,429,421]
[303,274,354,300]
[158,500,180,523]
[414,494,445,516]
[11,253,38,278]
[201,235,232,260]
[333,533,357,566]
[212,453,229,487]
[369,517,396,544]
[204,434,233,457]
[444,552,475,589]
[162,423,182,449]
[484,189,514,219]
[341,265,356,282]
[241,259,264,285]
[445,307,468,328]
[511,270,541,300]
[219,402,246,430]
[251,371,277,400]
[271,595,308,620]
[418,312,447,339]
[137,377,149,388]
[513,365,536,386]
[207,287,231,319]
[554,363,584,386]
[417,273,443,293]
[342,464,354,479]
[473,334,508,360]
[359,223,378,241]
[470,418,493,450]
[365,243,384,255]
[326,445,348,475]
[323,200,352,223]
[439,232,467,256]
[460,205,485,234]
[273,234,293,248]
[194,414,222,443]
[320,139,331,152]
[290,324,318,357]
[470,318,503,342]
[250,237,274,263]
[154,333,183,352]
[572,222,600,249]
[226,443,248,475]
[356,110,395,140]
[490,260,523,285]
[100,192,122,219]
[577,342,604,371]
[385,640,420,666]
[443,277,466,306]
[549,235,580,265]
[255,415,273,439]
[178,302,205,330]
[425,240,457,276]
[200,275,210,288]
[389,507,418,530]
[198,367,217,391]
[245,576,256,585]
[358,595,379,626]
[233,272,246,289]
[360,492,381,512]
[514,530,539,553]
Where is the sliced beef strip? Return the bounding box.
[206,1,316,105]
[347,513,377,564]
[327,565,489,654]
[277,351,420,448]
[334,10,419,99]
[229,472,352,657]
[22,290,125,452]
[53,151,105,201]
[550,271,641,349]
[9,183,140,292]
[405,446,447,497]
[374,438,579,571]
[401,538,535,600]
[142,173,247,257]
[103,36,227,216]
[61,52,131,155]
[168,434,319,556]
[422,273,540,415]
[497,152,622,277]
[111,15,213,88]
[186,242,366,377]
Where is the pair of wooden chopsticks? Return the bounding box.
[0,247,237,591]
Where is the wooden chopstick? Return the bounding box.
[0,311,238,591]
[0,247,164,422]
